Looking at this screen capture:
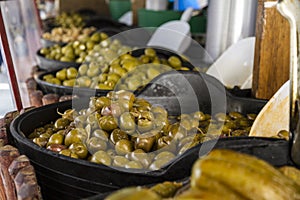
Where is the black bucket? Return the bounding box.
[10,72,269,199]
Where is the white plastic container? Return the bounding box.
[146,0,168,11]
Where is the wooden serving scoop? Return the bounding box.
[249,80,289,137]
[250,0,300,166]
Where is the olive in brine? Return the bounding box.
[119,112,136,133]
[90,150,112,165]
[134,135,156,152]
[33,137,48,147]
[98,115,118,132]
[64,128,87,147]
[47,133,64,147]
[112,156,130,167]
[92,129,109,141]
[87,137,107,154]
[68,143,88,159]
[115,139,134,155]
[110,129,129,144]
[54,118,70,130]
[59,149,79,159]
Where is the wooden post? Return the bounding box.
[131,0,145,26]
[0,8,23,112]
[252,0,290,99]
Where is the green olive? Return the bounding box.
[115,139,134,155]
[56,68,67,81]
[48,78,61,85]
[155,151,175,161]
[112,156,130,168]
[98,115,118,132]
[125,161,143,169]
[144,48,156,58]
[129,150,152,168]
[87,66,100,77]
[64,128,87,147]
[110,129,129,144]
[59,149,79,159]
[54,118,70,130]
[149,159,170,171]
[95,96,111,110]
[78,64,88,76]
[229,112,244,119]
[134,135,156,153]
[90,150,112,165]
[68,143,88,159]
[110,102,125,118]
[66,67,78,79]
[193,111,206,121]
[87,137,107,154]
[119,112,136,133]
[47,133,64,147]
[168,56,181,69]
[33,137,48,147]
[137,111,155,133]
[156,136,173,150]
[76,76,91,87]
[63,79,75,87]
[39,132,52,139]
[92,129,109,141]
[247,113,257,121]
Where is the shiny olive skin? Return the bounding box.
[68,143,88,159]
[59,149,79,159]
[115,139,134,155]
[47,133,64,147]
[90,150,112,165]
[134,135,156,153]
[125,161,143,169]
[110,129,129,144]
[112,156,130,167]
[54,118,70,130]
[95,96,111,110]
[87,137,107,154]
[64,128,87,147]
[119,112,136,133]
[98,115,118,132]
[92,129,109,141]
[129,150,152,168]
[33,137,48,147]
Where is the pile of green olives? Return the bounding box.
[42,26,96,43]
[39,31,109,63]
[29,91,257,170]
[53,12,85,28]
[42,48,192,90]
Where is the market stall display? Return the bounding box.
[1,0,299,199]
[35,48,196,96]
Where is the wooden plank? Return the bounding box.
[0,8,23,112]
[131,0,145,26]
[252,0,290,99]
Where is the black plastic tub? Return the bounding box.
[10,103,291,200]
[35,48,197,97]
[10,70,270,199]
[36,49,82,71]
